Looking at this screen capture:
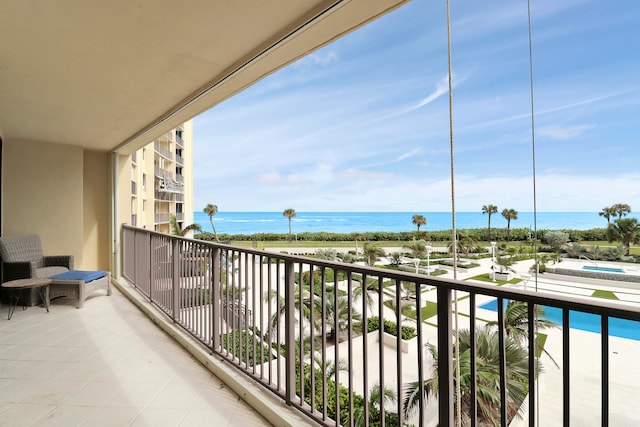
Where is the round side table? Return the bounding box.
[1,278,52,320]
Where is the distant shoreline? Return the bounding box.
[192,211,635,236]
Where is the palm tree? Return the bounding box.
[203,203,219,242]
[350,232,363,255]
[169,214,202,237]
[611,203,631,219]
[363,243,385,266]
[482,204,498,241]
[403,237,428,258]
[266,283,320,338]
[404,326,534,425]
[354,383,398,427]
[606,218,640,256]
[325,289,362,343]
[412,214,427,233]
[283,208,296,242]
[599,206,615,225]
[487,300,559,368]
[501,208,518,242]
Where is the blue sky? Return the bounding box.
[193,0,640,213]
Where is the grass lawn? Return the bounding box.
[591,289,619,300]
[466,273,522,285]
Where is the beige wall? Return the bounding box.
[3,139,85,266]
[82,150,110,270]
[2,139,112,271]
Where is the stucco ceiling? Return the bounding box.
[0,0,408,153]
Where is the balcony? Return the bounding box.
[156,179,183,194]
[131,180,137,196]
[176,212,184,221]
[175,133,184,148]
[154,166,173,180]
[175,174,184,183]
[175,193,185,202]
[176,154,185,165]
[154,213,170,224]
[121,226,640,426]
[0,285,274,426]
[154,141,174,161]
[154,190,173,201]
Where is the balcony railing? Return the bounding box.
[176,154,184,165]
[154,166,172,180]
[154,141,174,160]
[154,190,173,201]
[175,193,184,202]
[154,213,170,224]
[176,212,184,221]
[121,226,640,427]
[175,133,184,147]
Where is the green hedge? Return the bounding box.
[219,330,275,367]
[367,316,417,340]
[196,227,609,243]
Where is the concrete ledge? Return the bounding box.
[113,277,318,427]
[367,330,409,353]
[547,267,640,283]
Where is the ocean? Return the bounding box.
[191,212,635,236]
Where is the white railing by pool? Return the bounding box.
[121,225,640,427]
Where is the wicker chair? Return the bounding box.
[0,235,73,306]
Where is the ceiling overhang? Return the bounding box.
[0,0,409,154]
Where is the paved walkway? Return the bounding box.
[0,286,271,427]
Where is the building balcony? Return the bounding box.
[156,179,183,194]
[154,190,173,201]
[154,212,170,224]
[120,226,640,427]
[154,166,173,180]
[154,141,174,161]
[131,180,137,196]
[0,285,277,426]
[176,154,184,165]
[175,134,184,147]
[175,193,184,202]
[175,174,184,183]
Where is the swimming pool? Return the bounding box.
[479,299,640,341]
[583,266,624,273]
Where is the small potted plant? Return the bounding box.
[495,255,515,281]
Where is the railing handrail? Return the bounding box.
[121,224,640,322]
[121,224,640,426]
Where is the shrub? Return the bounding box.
[219,330,275,367]
[367,316,417,340]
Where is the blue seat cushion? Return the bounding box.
[50,270,107,283]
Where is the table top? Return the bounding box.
[1,278,52,289]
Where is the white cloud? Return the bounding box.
[252,173,312,186]
[538,125,590,140]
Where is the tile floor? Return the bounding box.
[0,286,272,426]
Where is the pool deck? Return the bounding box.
[469,257,640,426]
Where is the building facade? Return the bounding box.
[128,120,194,234]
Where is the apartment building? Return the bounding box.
[128,120,194,234]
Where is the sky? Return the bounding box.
[193,0,640,213]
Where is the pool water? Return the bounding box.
[479,299,640,341]
[583,266,624,273]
